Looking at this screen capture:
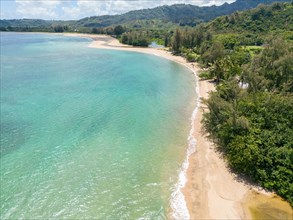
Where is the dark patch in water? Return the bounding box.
[0,121,28,157]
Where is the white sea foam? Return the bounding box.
[170,65,200,220]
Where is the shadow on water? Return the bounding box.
[0,121,27,158]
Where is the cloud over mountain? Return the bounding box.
[9,0,236,20]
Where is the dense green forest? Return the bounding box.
[207,1,293,44]
[203,37,293,206]
[161,2,292,61]
[116,0,292,47]
[181,2,293,206]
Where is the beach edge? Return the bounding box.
[64,33,252,219]
[62,33,276,220]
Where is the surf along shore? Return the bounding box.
[64,33,292,219]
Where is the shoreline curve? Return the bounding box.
[61,33,292,219]
[62,33,250,219]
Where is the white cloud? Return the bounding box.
[62,0,236,19]
[16,0,61,19]
[61,1,137,19]
[14,0,236,20]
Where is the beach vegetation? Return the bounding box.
[202,36,293,206]
[155,1,293,206]
[172,28,182,53]
[53,25,68,33]
[114,25,125,36]
[121,31,150,46]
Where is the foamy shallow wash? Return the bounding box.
[170,64,200,219]
[0,33,197,218]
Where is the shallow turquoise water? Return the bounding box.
[0,32,196,219]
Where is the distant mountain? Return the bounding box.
[75,0,290,27]
[0,0,290,31]
[0,19,71,31]
[0,19,52,28]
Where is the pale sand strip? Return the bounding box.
[63,33,292,219]
[183,79,249,219]
[64,33,189,65]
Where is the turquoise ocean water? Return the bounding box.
[0,32,196,219]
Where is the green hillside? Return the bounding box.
[120,2,292,47]
[206,2,293,44]
[67,0,291,28]
[0,0,290,32]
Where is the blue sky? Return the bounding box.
[0,0,236,20]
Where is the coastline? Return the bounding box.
[183,78,248,218]
[62,33,292,219]
[63,33,251,219]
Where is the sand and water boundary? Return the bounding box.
[62,33,293,219]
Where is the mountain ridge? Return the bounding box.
[0,0,290,31]
[77,0,289,27]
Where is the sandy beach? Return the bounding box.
[183,78,249,219]
[64,33,292,219]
